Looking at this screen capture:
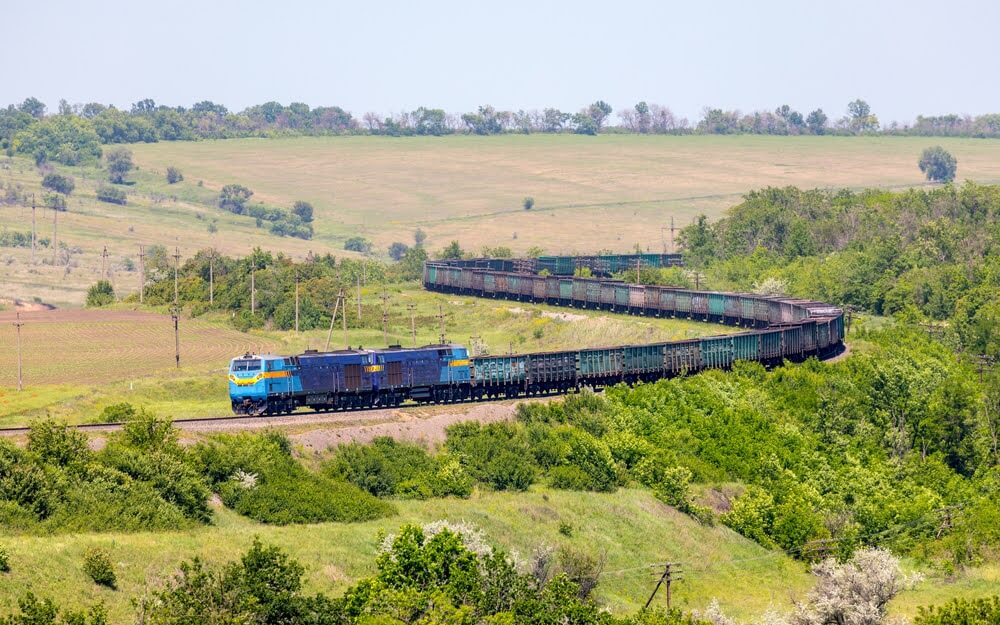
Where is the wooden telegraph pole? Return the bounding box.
[436,303,447,344]
[172,247,181,368]
[209,248,215,305]
[250,264,256,315]
[407,303,416,347]
[51,203,58,265]
[323,288,349,351]
[380,287,390,346]
[101,245,109,281]
[357,274,362,321]
[645,562,683,610]
[138,244,145,304]
[14,313,24,391]
[294,274,300,333]
[30,194,36,263]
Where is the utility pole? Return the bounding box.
[14,313,24,392]
[30,194,36,263]
[250,265,256,315]
[323,291,342,352]
[670,216,675,254]
[380,287,390,346]
[341,288,348,349]
[407,303,416,347]
[635,256,641,286]
[294,274,300,333]
[436,303,447,344]
[138,244,145,304]
[51,204,58,265]
[172,247,181,368]
[645,562,683,610]
[209,249,215,305]
[101,245,109,281]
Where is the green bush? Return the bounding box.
[222,470,392,524]
[445,422,536,491]
[41,172,74,195]
[166,166,183,184]
[85,280,115,307]
[96,402,136,423]
[82,547,116,589]
[0,544,9,572]
[550,465,592,490]
[914,596,1000,625]
[95,185,126,205]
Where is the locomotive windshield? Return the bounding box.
[232,359,261,372]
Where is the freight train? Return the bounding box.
[228,255,844,415]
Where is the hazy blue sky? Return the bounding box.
[7,0,999,123]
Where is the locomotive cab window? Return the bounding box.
[232,360,261,372]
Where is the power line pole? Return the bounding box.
[341,288,348,349]
[323,291,343,352]
[138,244,145,304]
[380,287,390,346]
[407,303,416,347]
[14,313,24,392]
[645,562,683,610]
[209,248,215,305]
[250,264,256,315]
[294,274,300,333]
[172,247,181,368]
[670,216,675,254]
[51,204,58,265]
[357,274,362,321]
[30,194,36,263]
[101,245,109,281]
[436,303,447,344]
[635,256,642,286]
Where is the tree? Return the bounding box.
[106,148,134,183]
[388,241,409,261]
[437,240,464,259]
[218,184,253,214]
[42,173,75,195]
[344,236,373,253]
[86,280,115,307]
[918,146,957,183]
[523,196,535,210]
[291,200,313,222]
[19,97,46,119]
[96,185,127,205]
[847,99,879,133]
[587,100,613,131]
[414,227,427,247]
[806,109,828,134]
[166,166,183,184]
[12,115,102,165]
[542,108,571,132]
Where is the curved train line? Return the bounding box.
[1,255,845,433]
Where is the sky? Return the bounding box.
[6,0,1000,124]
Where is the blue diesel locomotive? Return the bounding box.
[229,344,471,415]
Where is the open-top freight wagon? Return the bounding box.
[227,255,844,415]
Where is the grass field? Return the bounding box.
[0,486,990,623]
[4,135,1000,307]
[0,285,733,426]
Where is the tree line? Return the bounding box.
[4,96,1000,166]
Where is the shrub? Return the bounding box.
[222,470,392,524]
[27,419,89,468]
[344,236,372,253]
[166,166,183,184]
[96,402,137,423]
[218,184,253,213]
[523,196,535,210]
[388,241,409,260]
[43,192,66,210]
[41,172,74,195]
[918,146,957,183]
[445,422,536,491]
[915,597,1000,625]
[106,148,133,184]
[325,437,437,497]
[82,547,116,588]
[550,465,592,490]
[0,544,9,572]
[85,280,115,307]
[95,185,126,205]
[291,200,313,222]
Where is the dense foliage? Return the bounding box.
[680,183,1000,356]
[0,413,394,533]
[137,246,427,330]
[918,146,958,183]
[914,596,1000,625]
[6,98,1000,154]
